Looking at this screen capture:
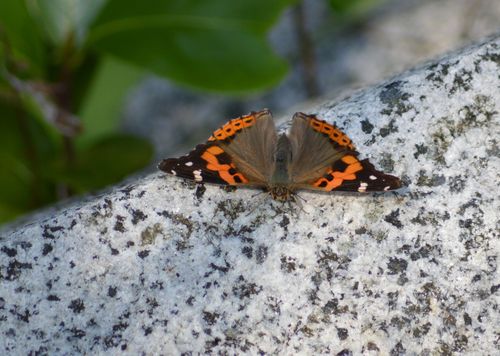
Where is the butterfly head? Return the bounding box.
[268,184,294,201]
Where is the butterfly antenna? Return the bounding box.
[251,190,266,199]
[291,193,307,215]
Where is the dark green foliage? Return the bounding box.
[0,0,294,223]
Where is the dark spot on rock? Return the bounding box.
[366,342,380,351]
[379,119,398,137]
[126,241,135,247]
[355,227,367,234]
[108,287,117,297]
[417,171,446,187]
[113,321,129,332]
[426,62,452,84]
[472,274,481,282]
[450,69,473,94]
[110,248,119,255]
[4,260,32,281]
[42,243,53,256]
[16,309,31,322]
[232,275,262,299]
[480,49,500,67]
[209,261,230,274]
[361,119,374,134]
[104,334,122,348]
[202,311,219,326]
[448,175,467,193]
[195,184,206,199]
[138,250,150,259]
[387,257,408,275]
[143,326,153,336]
[414,143,428,159]
[337,327,348,340]
[241,246,253,259]
[256,245,268,264]
[336,349,352,356]
[379,80,412,115]
[397,273,409,286]
[463,313,472,326]
[280,215,290,229]
[114,215,126,233]
[280,256,297,273]
[491,284,500,294]
[384,209,403,229]
[390,341,406,356]
[1,246,17,257]
[69,328,86,339]
[186,296,195,306]
[141,223,163,245]
[47,295,60,301]
[68,299,85,314]
[131,209,147,225]
[42,225,63,239]
[378,153,395,172]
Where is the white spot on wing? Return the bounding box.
[193,169,203,182]
[384,186,391,191]
[185,162,193,166]
[369,175,377,180]
[171,170,176,175]
[358,182,368,192]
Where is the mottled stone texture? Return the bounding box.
[1,35,499,355]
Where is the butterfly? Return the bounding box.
[158,109,401,201]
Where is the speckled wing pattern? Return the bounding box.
[159,109,401,197]
[158,110,275,187]
[290,113,401,192]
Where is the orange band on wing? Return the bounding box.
[313,155,363,190]
[208,115,256,142]
[309,117,355,150]
[201,146,249,184]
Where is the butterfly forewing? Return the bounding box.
[288,113,401,193]
[158,109,277,187]
[220,110,277,183]
[288,113,351,184]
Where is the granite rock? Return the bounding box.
[1,35,499,355]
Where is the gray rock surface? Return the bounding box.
[1,35,499,355]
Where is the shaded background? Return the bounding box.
[0,0,499,225]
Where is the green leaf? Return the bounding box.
[0,0,47,75]
[77,55,144,146]
[0,98,61,222]
[25,0,106,47]
[88,0,293,92]
[62,134,153,191]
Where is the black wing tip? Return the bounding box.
[158,159,174,172]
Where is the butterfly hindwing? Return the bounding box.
[309,154,401,192]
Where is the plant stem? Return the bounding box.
[293,1,320,98]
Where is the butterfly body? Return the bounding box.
[159,109,401,200]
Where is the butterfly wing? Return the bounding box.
[288,112,401,192]
[159,109,277,186]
